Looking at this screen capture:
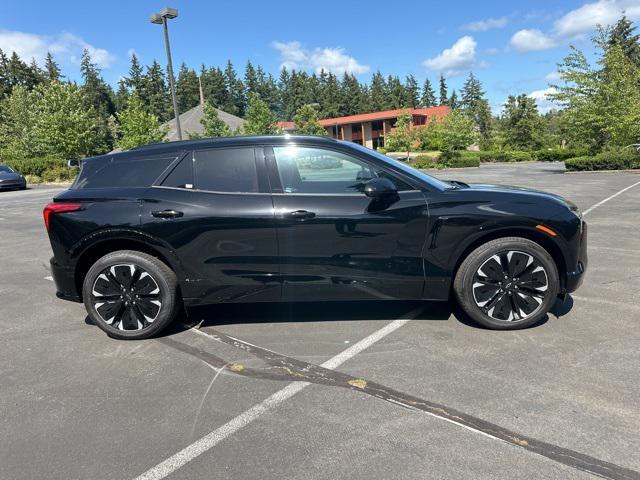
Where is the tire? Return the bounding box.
[82,250,180,340]
[453,237,559,330]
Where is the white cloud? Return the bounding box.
[509,0,640,53]
[0,29,115,68]
[528,87,558,113]
[509,29,556,52]
[463,17,508,32]
[423,36,478,76]
[545,70,561,81]
[271,41,369,75]
[554,0,640,38]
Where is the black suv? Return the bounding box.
[45,136,587,339]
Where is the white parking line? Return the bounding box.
[583,179,640,215]
[133,306,424,480]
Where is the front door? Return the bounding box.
[266,145,429,302]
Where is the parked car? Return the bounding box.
[0,165,27,190]
[44,136,587,339]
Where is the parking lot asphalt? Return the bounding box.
[1,162,639,480]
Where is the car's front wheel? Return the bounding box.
[454,237,559,330]
[82,250,180,340]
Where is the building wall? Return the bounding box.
[362,122,373,149]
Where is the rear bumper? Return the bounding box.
[50,257,82,302]
[564,220,588,293]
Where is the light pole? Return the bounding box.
[151,7,182,141]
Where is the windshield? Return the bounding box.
[0,165,15,173]
[346,142,453,191]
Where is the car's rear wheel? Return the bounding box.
[82,250,180,340]
[454,237,558,330]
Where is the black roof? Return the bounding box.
[108,135,340,161]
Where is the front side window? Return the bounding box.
[272,146,412,194]
[194,148,259,193]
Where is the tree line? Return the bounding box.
[0,15,638,163]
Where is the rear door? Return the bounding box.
[139,147,280,304]
[266,145,429,302]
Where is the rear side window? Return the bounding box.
[161,155,193,188]
[74,153,179,189]
[194,148,259,193]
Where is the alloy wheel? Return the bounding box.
[472,250,549,322]
[91,264,162,331]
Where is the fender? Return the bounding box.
[69,227,193,283]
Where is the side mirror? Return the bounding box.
[67,159,80,168]
[364,177,397,198]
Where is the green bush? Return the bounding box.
[412,154,440,168]
[41,166,77,183]
[533,149,586,162]
[413,151,479,169]
[477,150,533,162]
[565,149,640,171]
[3,155,75,183]
[3,156,67,177]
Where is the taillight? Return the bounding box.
[43,203,81,232]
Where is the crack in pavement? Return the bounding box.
[159,327,640,480]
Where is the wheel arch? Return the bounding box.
[72,232,185,301]
[450,227,568,296]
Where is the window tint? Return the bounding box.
[272,146,412,194]
[0,165,14,173]
[161,155,193,188]
[194,148,258,193]
[74,154,178,189]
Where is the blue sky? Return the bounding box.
[2,0,639,113]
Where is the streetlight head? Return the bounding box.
[150,13,163,24]
[160,7,178,19]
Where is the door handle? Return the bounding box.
[287,210,315,219]
[152,209,183,219]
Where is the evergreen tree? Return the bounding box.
[224,60,245,116]
[405,74,419,108]
[114,79,129,114]
[606,15,640,67]
[386,75,407,109]
[244,61,259,98]
[144,60,170,121]
[44,52,61,82]
[460,72,483,110]
[420,78,436,107]
[369,71,387,111]
[460,72,492,148]
[116,92,165,150]
[317,71,341,118]
[176,63,200,112]
[243,92,279,134]
[277,66,292,119]
[501,94,544,150]
[340,73,365,115]
[438,74,448,106]
[201,66,228,110]
[4,51,44,92]
[448,89,458,109]
[0,49,10,97]
[293,104,327,135]
[125,53,144,92]
[80,49,115,118]
[199,101,232,137]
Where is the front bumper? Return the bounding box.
[50,257,82,302]
[0,180,26,190]
[565,220,588,293]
